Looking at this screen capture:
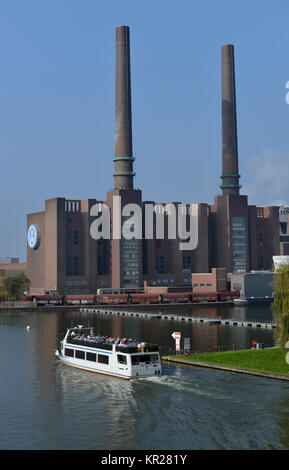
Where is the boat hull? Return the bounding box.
[55,350,161,380]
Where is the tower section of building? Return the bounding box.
[220,44,240,196]
[113,25,135,190]
[210,44,280,273]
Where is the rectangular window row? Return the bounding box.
[64,348,109,365]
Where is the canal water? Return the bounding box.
[1,304,289,450]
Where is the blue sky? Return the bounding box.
[0,0,289,261]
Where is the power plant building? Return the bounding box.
[27,27,280,295]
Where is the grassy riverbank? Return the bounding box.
[174,348,289,376]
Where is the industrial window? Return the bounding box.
[67,231,72,245]
[66,256,72,276]
[232,216,246,273]
[97,256,103,275]
[64,348,74,357]
[73,256,79,275]
[233,283,242,291]
[75,350,85,360]
[73,230,79,245]
[86,352,97,362]
[98,354,109,365]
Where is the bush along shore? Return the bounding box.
[162,347,289,381]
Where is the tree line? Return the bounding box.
[272,264,289,349]
[0,273,31,301]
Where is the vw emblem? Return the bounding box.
[27,224,40,249]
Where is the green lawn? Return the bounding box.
[178,348,289,376]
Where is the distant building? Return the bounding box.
[191,268,228,294]
[0,262,27,288]
[0,257,20,264]
[279,205,289,255]
[273,255,289,270]
[230,271,273,300]
[26,28,280,296]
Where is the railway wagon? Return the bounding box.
[129,293,161,304]
[65,295,96,305]
[217,291,240,301]
[160,292,193,303]
[27,294,65,305]
[190,292,219,302]
[97,293,130,304]
[191,291,240,302]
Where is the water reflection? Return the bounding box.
[55,364,140,450]
[62,309,275,355]
[110,302,274,322]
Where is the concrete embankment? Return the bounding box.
[162,355,289,382]
[0,305,81,313]
[0,301,233,314]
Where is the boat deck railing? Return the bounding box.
[66,336,159,354]
[67,337,114,351]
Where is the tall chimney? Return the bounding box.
[220,44,240,196]
[113,25,135,190]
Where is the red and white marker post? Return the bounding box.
[171,331,181,354]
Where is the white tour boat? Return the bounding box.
[55,325,162,379]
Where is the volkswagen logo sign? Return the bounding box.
[27,224,40,249]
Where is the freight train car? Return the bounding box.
[97,293,130,304]
[129,293,161,304]
[27,294,65,306]
[159,292,192,303]
[65,295,96,305]
[217,291,240,301]
[191,291,240,302]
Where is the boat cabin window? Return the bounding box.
[98,354,109,365]
[65,348,74,357]
[131,354,159,365]
[86,352,97,362]
[75,350,85,360]
[117,354,127,365]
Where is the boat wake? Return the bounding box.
[136,370,241,402]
